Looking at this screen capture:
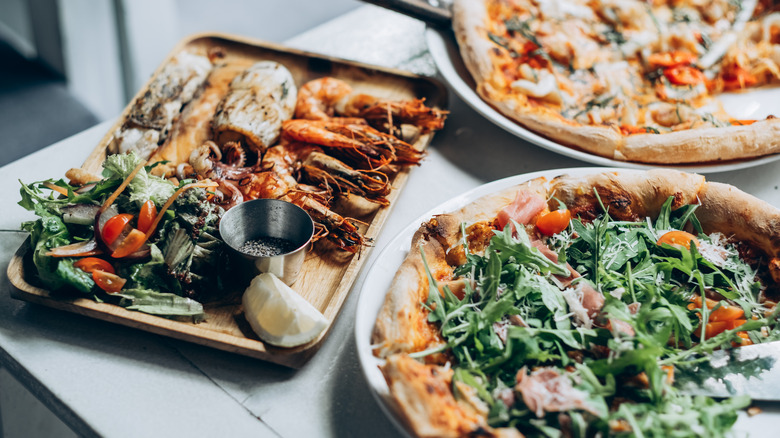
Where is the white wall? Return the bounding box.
[5,0,362,121]
[120,0,361,94]
[110,0,362,119]
[58,0,125,120]
[0,0,35,57]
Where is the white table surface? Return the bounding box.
[2,5,780,437]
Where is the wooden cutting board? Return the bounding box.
[7,32,447,368]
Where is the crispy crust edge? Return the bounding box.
[371,178,548,358]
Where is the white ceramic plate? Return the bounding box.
[354,167,777,437]
[424,28,780,173]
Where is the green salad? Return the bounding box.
[419,196,779,437]
[19,153,233,320]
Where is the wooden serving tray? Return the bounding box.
[7,33,447,368]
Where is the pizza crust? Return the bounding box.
[372,178,548,358]
[696,182,780,259]
[451,0,495,94]
[382,354,523,438]
[371,235,449,359]
[619,119,780,163]
[549,169,707,221]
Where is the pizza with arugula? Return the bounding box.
[371,169,780,437]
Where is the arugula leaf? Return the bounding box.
[416,194,775,437]
[489,224,568,276]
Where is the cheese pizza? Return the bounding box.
[452,0,780,163]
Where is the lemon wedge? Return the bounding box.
[242,273,328,348]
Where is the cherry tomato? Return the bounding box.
[657,230,699,249]
[73,257,115,275]
[722,66,758,90]
[111,228,147,258]
[648,51,697,68]
[664,65,706,86]
[92,270,126,293]
[709,304,745,322]
[102,213,133,245]
[137,200,157,233]
[536,209,572,236]
[700,321,729,338]
[734,331,753,346]
[729,319,747,330]
[729,119,756,126]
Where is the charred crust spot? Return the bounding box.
[419,218,441,240]
[424,383,436,395]
[769,258,780,284]
[608,196,632,213]
[570,204,600,222]
[468,426,493,437]
[207,46,226,61]
[671,191,686,209]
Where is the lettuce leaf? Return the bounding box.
[102,152,175,208]
[114,288,204,320]
[21,203,93,294]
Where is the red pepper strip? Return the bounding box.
[43,182,69,197]
[99,160,147,214]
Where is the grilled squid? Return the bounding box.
[212,61,297,152]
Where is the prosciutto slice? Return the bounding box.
[497,190,547,230]
[515,367,598,418]
[530,238,606,328]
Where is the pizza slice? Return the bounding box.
[372,169,780,437]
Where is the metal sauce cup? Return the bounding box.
[219,199,314,286]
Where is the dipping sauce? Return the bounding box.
[239,236,296,257]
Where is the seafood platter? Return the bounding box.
[7,33,448,368]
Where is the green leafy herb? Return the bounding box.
[415,195,776,437]
[18,152,226,319]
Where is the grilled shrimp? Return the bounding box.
[241,143,311,200]
[341,94,447,134]
[294,77,353,120]
[323,122,424,166]
[293,77,447,134]
[281,191,367,254]
[249,142,390,206]
[300,151,391,206]
[281,119,424,169]
[189,141,265,182]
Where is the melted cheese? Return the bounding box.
[537,0,595,21]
